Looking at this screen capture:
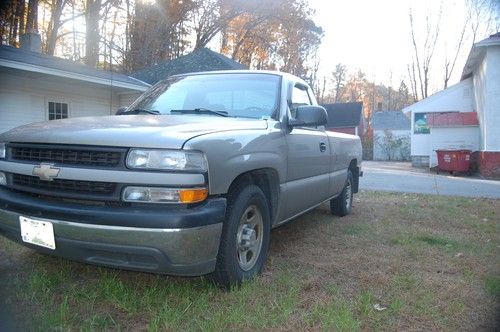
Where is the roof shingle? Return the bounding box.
[0,44,149,88]
[372,111,410,130]
[131,48,247,84]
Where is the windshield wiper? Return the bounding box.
[119,109,161,115]
[170,108,229,117]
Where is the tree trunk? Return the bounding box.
[85,0,101,67]
[26,0,38,33]
[19,0,26,36]
[107,10,118,70]
[46,0,66,55]
[11,0,26,45]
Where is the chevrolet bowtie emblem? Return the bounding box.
[33,163,60,181]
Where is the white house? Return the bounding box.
[0,33,150,134]
[372,111,411,161]
[403,33,500,177]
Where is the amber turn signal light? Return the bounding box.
[179,188,208,203]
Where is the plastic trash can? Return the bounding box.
[435,149,472,175]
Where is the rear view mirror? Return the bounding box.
[289,105,328,127]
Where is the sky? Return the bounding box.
[307,0,495,93]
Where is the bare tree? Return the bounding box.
[17,0,26,38]
[443,20,468,88]
[71,0,80,60]
[318,76,327,104]
[45,0,68,55]
[125,0,195,72]
[26,0,39,33]
[1,0,325,75]
[408,4,442,99]
[192,0,246,50]
[220,0,322,78]
[226,11,277,66]
[309,50,321,95]
[468,0,499,44]
[407,61,419,101]
[0,0,27,45]
[331,63,347,103]
[13,0,26,43]
[441,0,498,89]
[84,0,102,66]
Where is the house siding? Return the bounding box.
[473,50,487,151]
[118,93,141,108]
[0,69,133,133]
[373,129,410,161]
[405,78,474,162]
[429,126,480,167]
[480,46,500,151]
[474,45,500,177]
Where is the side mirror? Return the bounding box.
[289,105,328,127]
[116,107,127,115]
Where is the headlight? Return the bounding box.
[126,149,208,171]
[122,186,208,204]
[0,143,5,159]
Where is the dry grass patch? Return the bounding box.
[0,191,498,330]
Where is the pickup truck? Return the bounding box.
[0,70,362,287]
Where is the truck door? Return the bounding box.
[284,84,330,218]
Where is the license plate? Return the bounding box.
[19,216,56,250]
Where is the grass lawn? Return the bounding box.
[0,191,499,331]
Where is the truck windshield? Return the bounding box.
[127,73,281,119]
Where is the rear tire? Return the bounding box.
[330,170,354,217]
[211,185,271,288]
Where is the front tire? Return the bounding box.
[330,170,354,217]
[211,185,271,288]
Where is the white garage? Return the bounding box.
[0,43,149,134]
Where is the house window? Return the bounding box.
[48,101,68,120]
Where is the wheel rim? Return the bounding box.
[236,205,264,271]
[345,180,352,209]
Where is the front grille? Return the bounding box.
[12,174,116,196]
[10,144,124,167]
[38,195,129,207]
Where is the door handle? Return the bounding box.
[319,142,327,152]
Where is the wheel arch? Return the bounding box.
[225,168,280,225]
[349,159,360,193]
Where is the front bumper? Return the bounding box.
[0,188,226,276]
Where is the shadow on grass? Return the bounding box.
[19,255,303,331]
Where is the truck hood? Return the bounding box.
[0,115,268,149]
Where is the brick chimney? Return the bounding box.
[20,33,41,53]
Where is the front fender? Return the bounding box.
[183,128,287,195]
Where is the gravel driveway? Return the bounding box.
[360,161,500,199]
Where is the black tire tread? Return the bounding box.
[210,184,270,288]
[330,170,353,217]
